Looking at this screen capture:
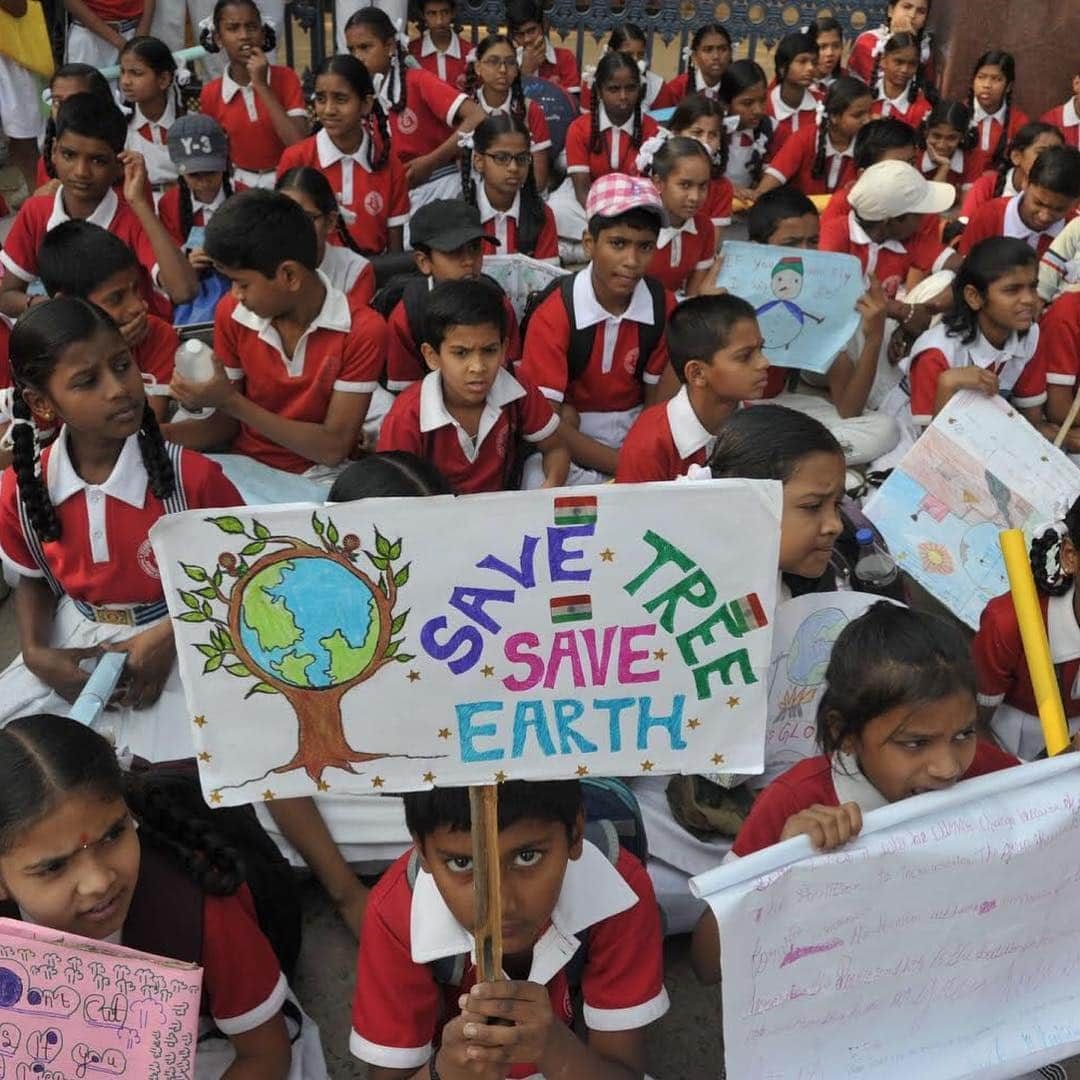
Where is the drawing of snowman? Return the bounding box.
[755,255,824,352]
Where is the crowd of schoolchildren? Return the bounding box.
[1,0,1080,1074]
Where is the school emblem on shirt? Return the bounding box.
[364,191,385,217]
[398,107,419,134]
[622,347,640,375]
[138,538,161,580]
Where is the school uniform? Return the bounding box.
[277,129,410,254]
[198,66,307,189]
[917,147,975,194]
[1039,217,1080,303]
[725,119,773,190]
[65,0,140,69]
[764,122,857,195]
[375,65,467,165]
[702,175,733,229]
[351,841,668,1075]
[652,70,723,111]
[516,40,581,95]
[614,385,716,483]
[215,274,385,474]
[135,314,180,398]
[960,192,1075,259]
[475,86,552,154]
[579,69,663,115]
[647,211,716,293]
[847,27,935,87]
[409,29,472,91]
[377,368,557,493]
[1034,289,1080,389]
[967,102,1029,181]
[869,83,931,129]
[158,185,226,247]
[320,243,376,312]
[731,743,1018,856]
[0,187,171,320]
[564,107,660,180]
[126,97,178,188]
[958,167,1018,223]
[766,85,818,155]
[476,185,559,261]
[1041,98,1080,149]
[974,588,1080,760]
[810,69,845,102]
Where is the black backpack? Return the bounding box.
[520,272,668,385]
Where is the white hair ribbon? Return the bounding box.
[457,129,475,151]
[175,66,192,87]
[634,128,670,175]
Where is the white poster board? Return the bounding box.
[482,253,569,321]
[150,481,781,804]
[690,754,1080,1080]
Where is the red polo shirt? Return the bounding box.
[384,67,467,164]
[960,193,1076,259]
[967,105,1029,180]
[526,44,581,95]
[647,211,716,293]
[135,315,179,398]
[1035,289,1080,390]
[703,176,733,228]
[766,85,819,157]
[408,30,473,91]
[564,110,660,180]
[652,71,723,111]
[764,122,858,196]
[869,89,932,130]
[614,385,715,482]
[1041,100,1080,150]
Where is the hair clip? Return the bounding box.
[681,43,692,63]
[175,66,192,87]
[581,62,596,87]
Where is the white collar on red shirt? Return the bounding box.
[47,185,119,232]
[830,751,890,815]
[657,216,697,250]
[131,97,176,142]
[919,147,964,176]
[478,85,514,116]
[420,28,461,58]
[48,426,148,509]
[476,183,520,224]
[418,367,527,459]
[847,211,907,254]
[875,79,912,113]
[597,103,635,139]
[769,84,816,124]
[574,268,655,330]
[1004,192,1066,246]
[191,186,226,218]
[666,385,714,459]
[516,40,557,68]
[316,126,372,174]
[1064,97,1080,130]
[972,100,1006,127]
[903,320,1036,376]
[409,839,639,985]
[1047,586,1080,663]
[221,67,261,104]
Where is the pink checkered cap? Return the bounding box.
[585,173,666,223]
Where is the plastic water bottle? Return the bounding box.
[173,339,215,420]
[854,528,899,591]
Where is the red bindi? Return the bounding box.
[78,833,89,846]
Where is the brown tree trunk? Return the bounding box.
[275,686,384,782]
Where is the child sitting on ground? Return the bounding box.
[351,779,668,1078]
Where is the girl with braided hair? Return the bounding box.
[966,50,1029,180]
[0,713,329,1078]
[277,54,409,255]
[670,94,734,231]
[868,32,933,130]
[849,0,935,88]
[960,121,1063,223]
[0,298,241,764]
[653,23,732,110]
[717,60,772,199]
[917,99,976,197]
[766,31,820,156]
[974,494,1080,759]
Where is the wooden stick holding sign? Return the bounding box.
[470,784,504,983]
[1053,385,1080,449]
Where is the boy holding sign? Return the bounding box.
[351,779,668,1078]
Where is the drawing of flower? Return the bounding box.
[919,541,955,574]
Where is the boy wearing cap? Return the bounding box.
[383,199,521,393]
[518,173,676,486]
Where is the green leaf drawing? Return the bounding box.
[391,611,409,634]
[201,600,213,618]
[388,539,402,560]
[326,521,339,546]
[394,563,410,587]
[211,568,223,588]
[311,512,325,538]
[195,586,217,600]
[217,628,234,650]
[179,590,201,610]
[253,521,270,540]
[241,541,266,556]
[245,681,280,698]
[180,563,207,582]
[386,640,400,657]
[366,552,389,571]
[396,653,416,663]
[207,515,246,534]
[375,530,390,558]
[178,612,206,623]
[203,655,224,673]
[195,644,217,657]
[226,662,252,677]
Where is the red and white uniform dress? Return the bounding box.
[0,187,172,320]
[375,65,467,165]
[564,106,660,181]
[614,385,716,482]
[647,211,716,293]
[474,85,552,157]
[134,314,179,399]
[766,84,818,156]
[351,841,669,1075]
[277,129,410,254]
[725,118,774,190]
[1036,290,1080,406]
[214,275,386,474]
[517,41,581,96]
[1041,98,1080,149]
[763,122,857,196]
[319,244,376,313]
[975,588,1080,759]
[158,184,226,247]
[517,269,675,485]
[732,744,1018,856]
[476,184,559,262]
[0,430,242,761]
[917,146,977,196]
[199,66,308,190]
[869,82,931,129]
[847,27,935,86]
[961,192,1077,259]
[580,69,663,115]
[377,368,558,492]
[126,97,178,190]
[409,29,472,91]
[967,101,1029,182]
[702,174,734,229]
[651,69,723,111]
[958,167,1019,223]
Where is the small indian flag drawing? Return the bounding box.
[551,594,592,624]
[554,495,598,526]
[727,592,769,635]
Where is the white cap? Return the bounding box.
[848,160,955,221]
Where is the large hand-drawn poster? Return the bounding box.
[150,481,782,804]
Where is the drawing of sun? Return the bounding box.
[919,541,955,574]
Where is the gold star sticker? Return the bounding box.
[653,648,668,661]
[197,751,212,762]
[641,759,654,771]
[407,670,421,682]
[726,696,740,708]
[316,778,330,792]
[599,548,615,562]
[261,789,275,801]
[209,791,222,805]
[481,664,495,677]
[193,715,207,728]
[438,727,452,739]
[687,717,701,730]
[423,771,436,783]
[576,764,589,777]
[494,770,507,783]
[371,776,385,789]
[712,753,726,766]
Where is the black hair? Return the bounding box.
[885,0,935,101]
[204,189,318,275]
[670,93,728,176]
[747,185,817,243]
[586,206,661,239]
[708,403,842,481]
[53,92,127,157]
[38,220,137,298]
[870,31,922,109]
[852,116,916,169]
[179,169,234,243]
[199,0,276,54]
[685,22,732,93]
[993,120,1063,197]
[810,15,843,44]
[460,113,546,257]
[817,603,976,757]
[943,236,1036,346]
[403,779,582,842]
[346,8,409,115]
[1030,494,1080,597]
[505,0,543,35]
[43,65,114,180]
[314,53,390,171]
[414,0,456,27]
[666,294,758,380]
[812,77,875,183]
[774,31,818,85]
[920,98,975,157]
[9,299,175,544]
[329,452,454,501]
[119,36,183,114]
[422,278,507,350]
[719,60,770,184]
[0,715,244,896]
[647,134,711,182]
[467,34,528,126]
[967,50,1016,170]
[1028,145,1080,200]
[589,51,643,157]
[276,166,363,255]
[609,23,647,54]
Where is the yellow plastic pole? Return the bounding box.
[999,529,1071,756]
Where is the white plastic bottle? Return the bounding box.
[173,339,216,420]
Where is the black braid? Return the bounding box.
[465,56,480,100]
[393,45,409,114]
[589,78,603,155]
[870,49,883,100]
[686,57,698,94]
[990,88,1012,169]
[1030,526,1072,597]
[10,394,60,544]
[810,110,829,181]
[509,71,527,125]
[367,100,392,171]
[631,97,643,150]
[222,170,234,199]
[178,179,194,242]
[42,117,58,179]
[748,118,769,184]
[136,402,177,502]
[517,160,545,257]
[459,141,478,207]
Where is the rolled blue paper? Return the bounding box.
[648,107,675,122]
[68,652,126,726]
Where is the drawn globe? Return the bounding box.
[786,607,847,686]
[237,555,382,690]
